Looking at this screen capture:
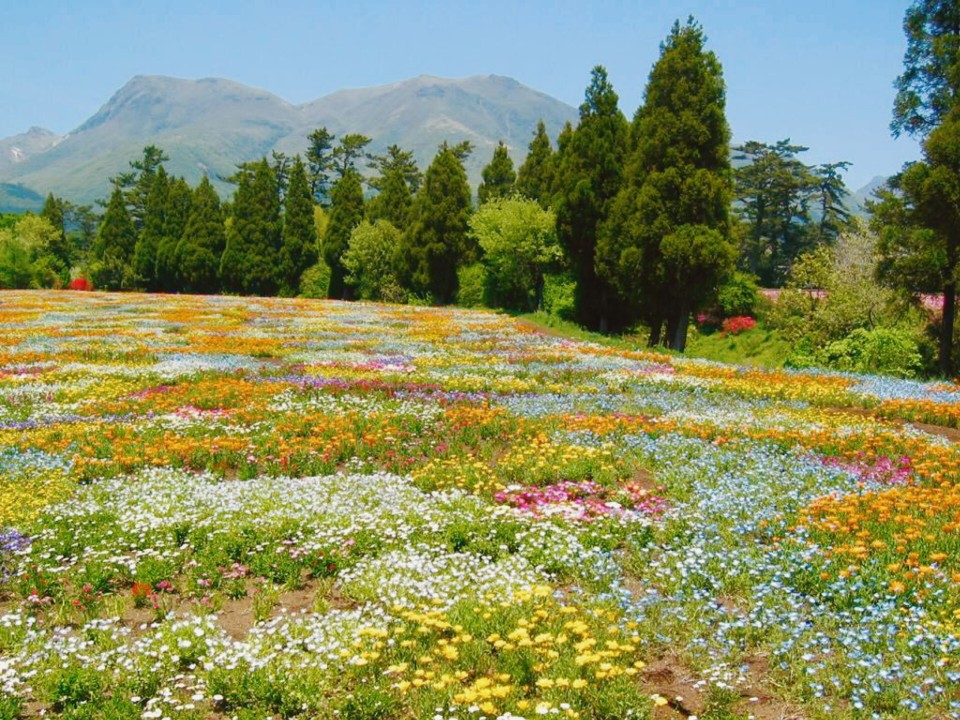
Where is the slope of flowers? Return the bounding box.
[0,290,959,719]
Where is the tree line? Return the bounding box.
[3,16,861,355]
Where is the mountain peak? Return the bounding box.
[0,73,577,206]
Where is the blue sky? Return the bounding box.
[3,0,918,189]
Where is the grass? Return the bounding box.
[684,325,794,368]
[516,311,793,369]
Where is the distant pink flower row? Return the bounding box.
[495,480,669,522]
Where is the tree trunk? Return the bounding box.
[647,316,663,347]
[941,281,956,377]
[598,286,609,334]
[672,296,691,353]
[664,311,680,350]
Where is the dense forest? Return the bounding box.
[3,6,959,377]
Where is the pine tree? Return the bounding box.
[597,18,734,351]
[477,141,516,204]
[279,156,318,295]
[307,127,336,204]
[90,186,137,290]
[367,145,421,230]
[132,166,169,290]
[324,169,365,299]
[515,121,556,207]
[220,158,282,296]
[176,176,225,294]
[401,143,474,304]
[554,66,629,331]
[155,177,192,291]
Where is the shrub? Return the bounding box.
[541,272,576,321]
[717,271,761,317]
[721,316,756,335]
[299,262,331,299]
[818,326,923,378]
[456,263,487,308]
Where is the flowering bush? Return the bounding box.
[720,315,756,335]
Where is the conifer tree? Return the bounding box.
[553,67,629,331]
[90,186,137,290]
[597,18,734,351]
[132,166,169,290]
[477,141,516,204]
[176,176,225,294]
[515,121,556,207]
[401,142,474,304]
[155,177,192,291]
[40,193,72,280]
[367,145,421,230]
[324,169,365,299]
[220,158,282,296]
[307,127,336,204]
[279,156,318,295]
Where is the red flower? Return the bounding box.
[721,316,756,336]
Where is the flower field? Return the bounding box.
[1,291,960,719]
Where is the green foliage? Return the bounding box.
[40,193,72,281]
[0,230,38,289]
[734,140,851,285]
[132,166,168,290]
[154,177,192,292]
[279,156,318,296]
[455,263,487,307]
[554,66,628,330]
[299,262,331,298]
[469,196,560,311]
[325,170,365,299]
[815,327,923,378]
[871,112,960,375]
[716,271,761,317]
[306,126,336,204]
[541,272,577,321]
[477,141,516,204]
[892,0,960,138]
[176,176,225,294]
[90,186,137,290]
[342,220,405,302]
[515,120,556,207]
[220,158,282,295]
[598,18,732,349]
[766,229,934,375]
[367,145,421,231]
[401,143,475,304]
[332,134,373,180]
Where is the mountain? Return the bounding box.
[0,74,578,208]
[0,126,62,172]
[845,175,888,215]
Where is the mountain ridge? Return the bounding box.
[0,74,579,210]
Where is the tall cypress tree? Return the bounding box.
[133,166,169,290]
[176,176,225,294]
[515,121,556,207]
[91,186,137,290]
[554,67,629,331]
[220,158,282,296]
[401,143,474,304]
[279,156,318,295]
[324,169,365,299]
[477,141,516,204]
[155,177,192,292]
[598,18,734,351]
